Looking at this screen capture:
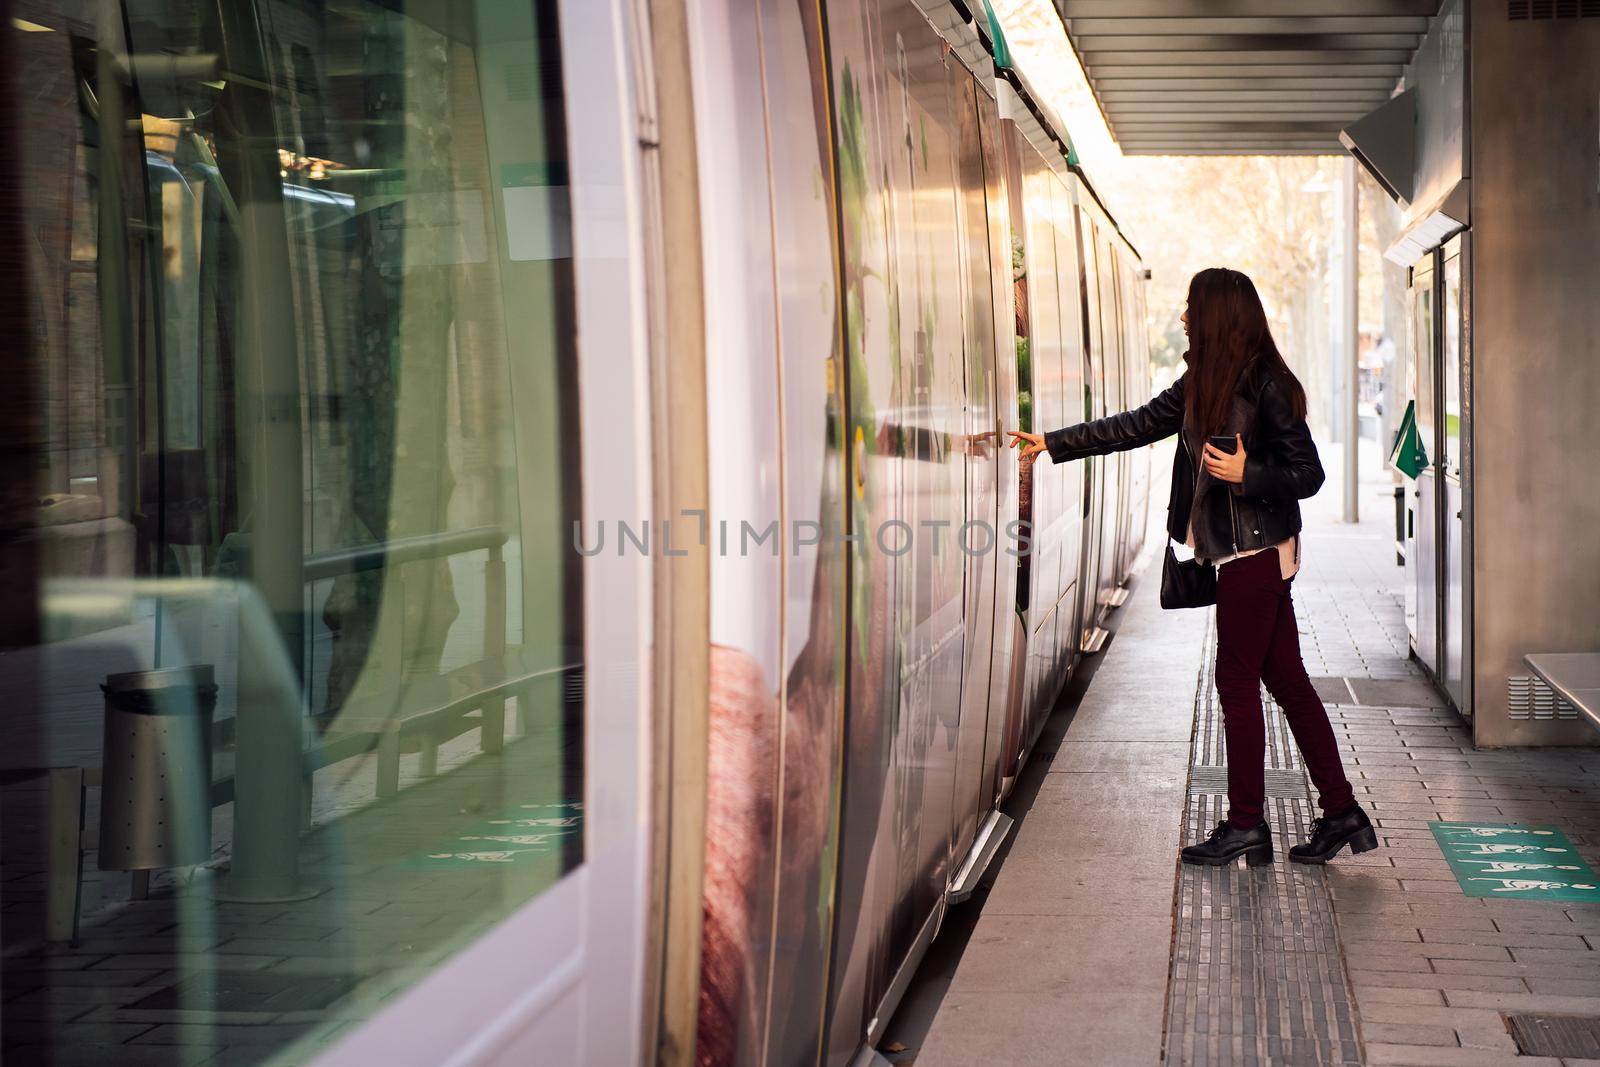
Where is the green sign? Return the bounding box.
[401,802,582,870]
[1430,821,1600,901]
[1388,399,1428,479]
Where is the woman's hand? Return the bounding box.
[1008,430,1047,460]
[1203,434,1247,484]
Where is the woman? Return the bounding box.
[1009,267,1377,868]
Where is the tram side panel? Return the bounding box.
[1037,163,1081,712]
[975,83,1021,812]
[1118,251,1152,575]
[1018,142,1067,741]
[1092,225,1126,605]
[686,5,789,1064]
[1074,199,1108,648]
[822,2,970,1058]
[752,0,853,1061]
[821,1,909,1047]
[995,113,1033,786]
[884,2,968,995]
[1044,172,1087,680]
[947,64,1003,873]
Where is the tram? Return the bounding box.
[650,4,1154,1059]
[1,0,1152,1064]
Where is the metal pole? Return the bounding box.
[1342,156,1360,523]
[214,4,305,901]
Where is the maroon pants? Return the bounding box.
[1215,548,1355,829]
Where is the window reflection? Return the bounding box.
[2,1,583,1063]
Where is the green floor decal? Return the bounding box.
[1430,821,1600,901]
[401,802,583,869]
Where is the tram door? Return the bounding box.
[1408,254,1442,678]
[1076,205,1108,649]
[1093,230,1126,609]
[975,86,1022,812]
[950,66,1002,870]
[1440,236,1470,713]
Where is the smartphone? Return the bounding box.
[1207,434,1238,455]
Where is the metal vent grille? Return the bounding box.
[1506,1013,1600,1057]
[1509,0,1600,18]
[1508,676,1579,720]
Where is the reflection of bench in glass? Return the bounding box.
[306,525,534,797]
[319,653,577,798]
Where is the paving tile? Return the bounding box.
[1344,940,1512,962]
[1507,946,1600,966]
[2,968,167,988]
[1453,1023,1519,1052]
[1357,1002,1503,1026]
[8,985,166,1007]
[1350,971,1530,993]
[1365,1043,1554,1066]
[1443,990,1600,1014]
[1358,1022,1459,1046]
[1418,928,1592,950]
[1429,957,1598,979]
[131,1023,321,1046]
[1520,977,1600,997]
[0,1020,157,1046]
[0,1042,222,1067]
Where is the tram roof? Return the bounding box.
[1056,0,1439,155]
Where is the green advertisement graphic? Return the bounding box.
[1430,821,1600,901]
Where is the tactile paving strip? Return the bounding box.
[1162,617,1364,1066]
[1186,766,1307,799]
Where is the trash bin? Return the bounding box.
[98,665,218,871]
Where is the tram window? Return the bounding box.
[3,2,582,1064]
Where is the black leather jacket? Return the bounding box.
[1043,360,1325,557]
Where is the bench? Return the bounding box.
[1523,653,1600,733]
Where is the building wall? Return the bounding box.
[1468,5,1600,746]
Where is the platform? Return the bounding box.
[905,459,1600,1067]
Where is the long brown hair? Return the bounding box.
[1182,267,1307,435]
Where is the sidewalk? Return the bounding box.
[916,443,1600,1065]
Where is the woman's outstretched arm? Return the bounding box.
[1010,374,1186,461]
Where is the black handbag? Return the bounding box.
[1160,542,1216,610]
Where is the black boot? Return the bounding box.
[1181,820,1273,867]
[1290,804,1378,865]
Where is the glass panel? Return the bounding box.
[1442,252,1462,474]
[3,2,583,1063]
[1412,268,1437,461]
